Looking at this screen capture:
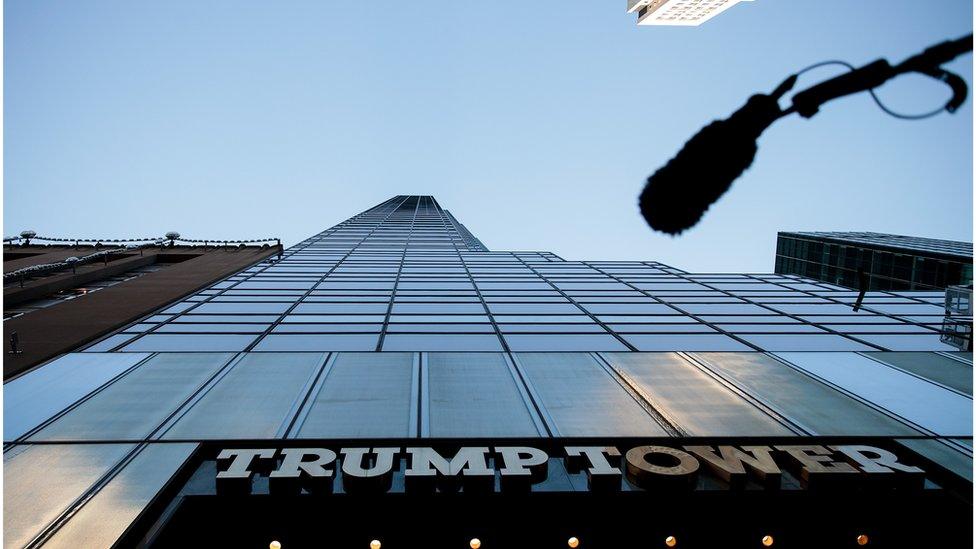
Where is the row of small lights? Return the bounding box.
[269,534,871,547]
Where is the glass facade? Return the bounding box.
[775,231,973,291]
[54,199,966,354]
[3,196,972,547]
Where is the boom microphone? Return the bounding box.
[640,34,973,236]
[639,91,786,235]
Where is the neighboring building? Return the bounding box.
[3,237,281,378]
[775,231,973,291]
[627,0,753,26]
[4,197,972,548]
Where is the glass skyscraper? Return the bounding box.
[4,196,972,547]
[775,230,973,291]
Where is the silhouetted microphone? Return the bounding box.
[639,80,792,235]
[640,34,972,236]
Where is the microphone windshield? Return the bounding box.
[639,94,782,235]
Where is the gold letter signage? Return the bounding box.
[214,442,928,495]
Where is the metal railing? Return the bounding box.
[4,232,282,287]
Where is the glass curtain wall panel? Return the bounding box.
[383,333,504,351]
[160,353,327,439]
[87,196,966,354]
[504,333,628,352]
[691,352,922,436]
[254,333,380,351]
[774,352,973,436]
[82,334,139,352]
[620,333,752,351]
[3,353,151,442]
[293,352,416,438]
[29,353,235,442]
[600,352,794,436]
[897,438,973,482]
[513,353,669,437]
[424,352,542,437]
[862,352,973,395]
[121,334,258,352]
[735,333,875,351]
[3,443,135,548]
[42,443,198,548]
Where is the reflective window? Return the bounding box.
[161,302,194,314]
[717,324,824,333]
[4,353,151,442]
[676,303,772,315]
[162,353,326,439]
[83,334,138,352]
[120,334,257,352]
[897,438,972,482]
[155,323,270,333]
[387,323,495,333]
[121,323,158,334]
[695,353,923,436]
[736,334,874,351]
[622,334,752,351]
[43,443,198,548]
[487,303,584,314]
[494,315,593,323]
[390,315,490,323]
[174,314,280,323]
[273,324,382,333]
[608,323,716,333]
[850,334,958,351]
[601,353,793,436]
[294,303,390,314]
[3,443,135,548]
[775,352,973,436]
[382,334,504,351]
[294,353,415,438]
[499,324,607,333]
[802,323,928,333]
[253,334,380,351]
[582,303,676,315]
[863,303,945,315]
[514,353,667,437]
[865,352,972,395]
[192,302,291,314]
[425,353,541,437]
[282,314,386,323]
[234,280,316,290]
[393,303,486,314]
[30,353,234,441]
[504,334,627,351]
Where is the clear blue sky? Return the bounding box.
[4,0,972,272]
